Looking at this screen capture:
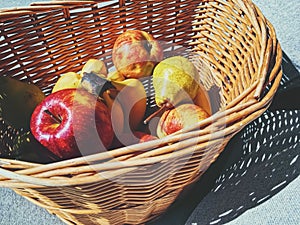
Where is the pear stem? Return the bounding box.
[143,103,168,125]
[44,109,62,124]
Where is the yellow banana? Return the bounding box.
[106,70,125,82]
[193,83,212,116]
[81,58,108,77]
[52,72,81,93]
[111,79,147,132]
[102,89,124,135]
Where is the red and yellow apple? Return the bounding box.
[157,103,209,138]
[30,88,114,159]
[112,29,163,79]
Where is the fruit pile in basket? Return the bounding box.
[0,29,211,163]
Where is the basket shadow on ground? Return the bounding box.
[147,51,300,225]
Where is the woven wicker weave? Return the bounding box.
[0,0,282,224]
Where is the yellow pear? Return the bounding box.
[153,56,200,108]
[0,76,45,130]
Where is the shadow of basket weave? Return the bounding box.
[147,51,300,225]
[185,110,299,225]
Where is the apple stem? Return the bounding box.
[44,109,62,124]
[143,103,168,125]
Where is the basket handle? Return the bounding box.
[118,0,125,6]
[50,0,126,6]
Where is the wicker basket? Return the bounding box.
[0,0,282,224]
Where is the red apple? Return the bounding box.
[157,103,210,138]
[112,29,163,79]
[30,88,114,159]
[134,131,159,143]
[111,131,159,148]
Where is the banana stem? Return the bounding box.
[107,88,119,99]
